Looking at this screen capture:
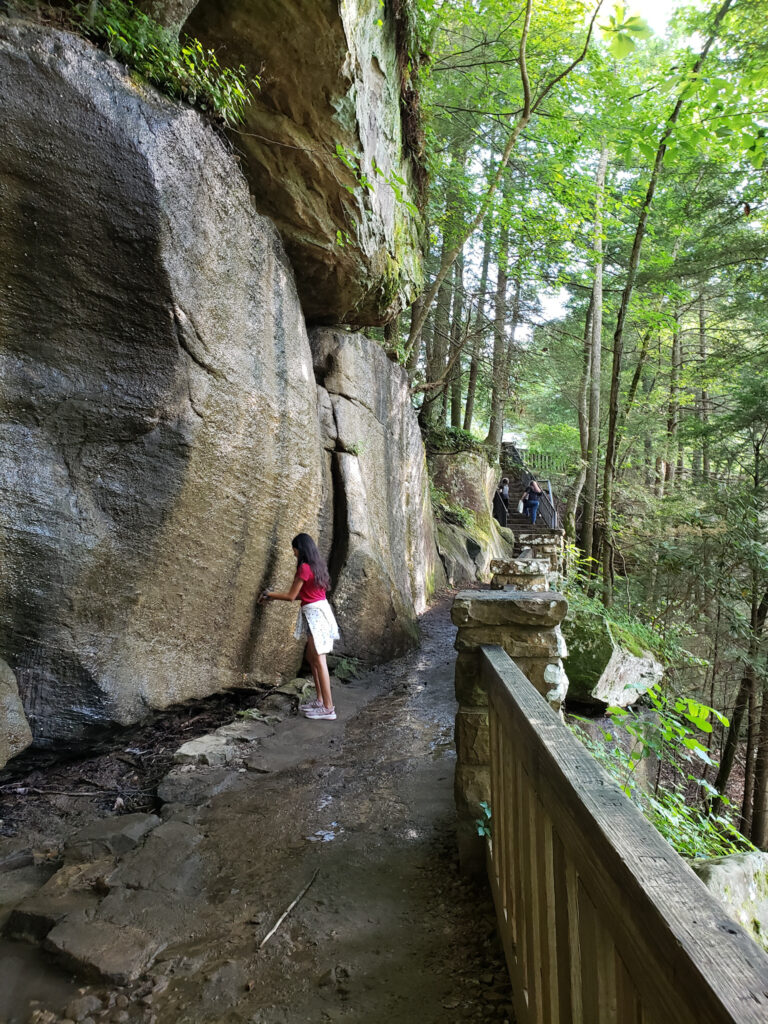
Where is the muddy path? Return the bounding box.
[0,598,513,1024]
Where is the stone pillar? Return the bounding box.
[450,590,569,872]
[515,528,565,572]
[490,556,552,592]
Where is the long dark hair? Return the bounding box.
[292,533,331,591]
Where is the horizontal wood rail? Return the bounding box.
[480,643,768,1024]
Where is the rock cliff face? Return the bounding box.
[429,452,516,585]
[311,329,445,662]
[0,21,438,759]
[184,0,424,325]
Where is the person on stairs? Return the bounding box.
[523,478,543,525]
[259,533,340,721]
[493,478,510,527]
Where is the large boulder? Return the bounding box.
[691,852,768,954]
[310,328,445,662]
[430,451,516,585]
[0,658,32,769]
[184,0,424,326]
[0,23,324,747]
[563,611,663,707]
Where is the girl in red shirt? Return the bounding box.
[260,533,340,720]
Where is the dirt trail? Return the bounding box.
[0,599,513,1024]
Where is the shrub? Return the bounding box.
[70,0,259,124]
[571,691,753,859]
[423,424,491,462]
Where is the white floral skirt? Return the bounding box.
[294,599,340,655]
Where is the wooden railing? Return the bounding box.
[514,448,574,477]
[480,643,768,1024]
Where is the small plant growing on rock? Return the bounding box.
[475,800,492,839]
[430,481,474,529]
[332,655,362,682]
[70,0,259,124]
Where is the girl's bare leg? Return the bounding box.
[309,659,322,701]
[307,635,333,709]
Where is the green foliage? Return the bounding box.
[475,800,492,839]
[572,691,754,859]
[599,4,653,59]
[429,482,474,529]
[70,0,258,123]
[333,655,362,682]
[423,424,490,461]
[563,545,704,668]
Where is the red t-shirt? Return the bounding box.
[297,562,326,605]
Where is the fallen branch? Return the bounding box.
[259,869,320,950]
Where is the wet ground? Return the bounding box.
[0,598,514,1023]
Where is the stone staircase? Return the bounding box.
[503,488,564,561]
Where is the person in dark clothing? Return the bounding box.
[522,479,543,524]
[493,481,509,527]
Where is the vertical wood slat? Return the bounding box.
[538,815,558,1024]
[520,771,543,1023]
[577,878,600,1024]
[615,949,643,1024]
[551,831,573,1024]
[493,704,505,905]
[566,861,584,1024]
[513,749,530,1015]
[497,713,511,926]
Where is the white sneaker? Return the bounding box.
[303,705,337,721]
[299,698,323,712]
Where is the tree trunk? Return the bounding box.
[383,314,401,360]
[566,295,594,541]
[741,674,759,834]
[406,295,426,374]
[484,218,509,453]
[419,231,454,428]
[449,254,465,428]
[581,144,608,563]
[463,223,492,433]
[699,293,710,481]
[712,676,750,816]
[664,312,681,487]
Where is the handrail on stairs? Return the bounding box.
[501,442,560,531]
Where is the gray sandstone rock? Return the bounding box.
[0,658,32,769]
[451,591,569,630]
[691,851,768,954]
[185,0,424,325]
[64,814,161,863]
[0,22,324,747]
[311,329,444,662]
[173,734,235,767]
[0,862,57,931]
[563,611,663,707]
[6,859,112,941]
[45,915,162,984]
[429,452,516,585]
[156,766,238,805]
[214,720,275,743]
